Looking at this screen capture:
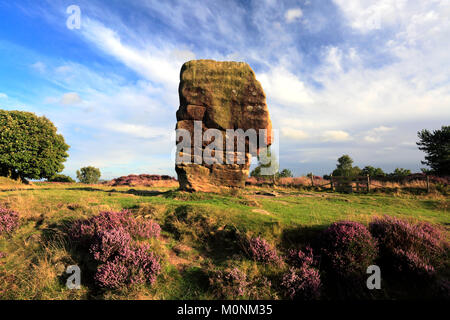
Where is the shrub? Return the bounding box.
[90,228,132,263]
[281,266,321,300]
[210,267,248,298]
[369,216,446,280]
[245,236,281,264]
[68,210,162,289]
[286,246,315,269]
[129,219,161,239]
[0,207,19,236]
[282,246,321,300]
[209,267,273,299]
[69,210,160,245]
[321,221,378,279]
[76,166,101,184]
[94,243,161,289]
[47,174,75,183]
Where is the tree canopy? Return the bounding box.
[332,155,361,177]
[417,125,449,175]
[77,166,101,184]
[0,109,69,180]
[361,166,385,177]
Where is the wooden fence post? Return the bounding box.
[366,174,370,193]
[426,175,430,193]
[330,174,334,191]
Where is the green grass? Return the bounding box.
[0,182,448,299]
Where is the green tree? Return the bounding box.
[279,169,293,178]
[417,126,450,175]
[47,174,75,183]
[250,166,262,178]
[361,166,386,177]
[0,110,69,181]
[76,166,101,184]
[332,155,361,177]
[390,168,411,177]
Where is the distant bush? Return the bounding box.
[369,216,446,280]
[0,207,19,236]
[68,210,161,289]
[244,236,281,264]
[282,246,321,300]
[76,166,101,184]
[47,174,75,183]
[321,221,378,279]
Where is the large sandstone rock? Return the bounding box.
[175,59,272,192]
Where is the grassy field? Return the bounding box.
[0,180,448,299]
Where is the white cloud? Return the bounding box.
[0,93,7,99]
[257,67,313,107]
[364,126,395,143]
[281,128,309,140]
[60,92,82,105]
[321,130,351,142]
[333,0,405,32]
[285,8,303,23]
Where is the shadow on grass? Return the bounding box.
[64,186,167,197]
[281,224,329,250]
[40,219,103,299]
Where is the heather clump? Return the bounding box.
[282,246,321,300]
[94,243,161,289]
[286,246,315,269]
[90,228,132,263]
[321,221,378,279]
[68,210,162,289]
[209,266,273,299]
[69,210,160,245]
[369,216,447,280]
[281,266,321,300]
[243,236,281,264]
[0,207,20,236]
[129,219,161,239]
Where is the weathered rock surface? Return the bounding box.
[175,59,272,192]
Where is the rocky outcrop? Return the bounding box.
[175,60,272,192]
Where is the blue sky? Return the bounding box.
[0,0,449,179]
